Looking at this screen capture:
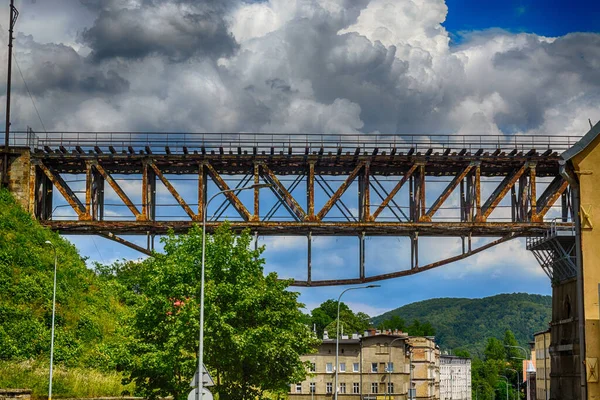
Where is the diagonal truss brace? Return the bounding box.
[259,163,307,221]
[422,163,475,222]
[37,162,89,220]
[316,162,364,221]
[476,163,528,222]
[149,161,197,220]
[372,164,418,221]
[204,162,252,221]
[533,176,569,222]
[92,162,146,221]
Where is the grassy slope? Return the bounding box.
[0,189,133,397]
[372,293,551,354]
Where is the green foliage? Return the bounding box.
[0,189,133,396]
[372,293,551,353]
[123,224,320,400]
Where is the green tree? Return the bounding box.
[124,225,319,400]
[484,337,506,361]
[377,315,406,331]
[310,299,351,337]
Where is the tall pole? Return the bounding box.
[197,184,270,400]
[506,368,519,400]
[334,285,379,400]
[44,241,57,400]
[387,337,404,400]
[2,0,18,187]
[500,376,509,400]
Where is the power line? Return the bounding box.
[13,54,47,133]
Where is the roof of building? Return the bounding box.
[533,328,551,337]
[562,119,600,161]
[440,355,471,360]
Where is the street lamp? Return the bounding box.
[44,240,57,400]
[197,183,271,400]
[499,375,509,400]
[506,368,519,400]
[334,285,380,400]
[386,337,406,400]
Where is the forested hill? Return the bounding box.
[372,293,551,353]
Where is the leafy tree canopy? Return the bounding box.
[123,224,320,400]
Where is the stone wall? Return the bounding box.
[0,389,32,400]
[6,148,32,212]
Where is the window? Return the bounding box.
[353,362,359,372]
[340,383,346,394]
[310,382,315,393]
[387,382,394,393]
[353,383,360,394]
[310,362,316,372]
[387,362,394,372]
[326,383,333,394]
[371,363,378,373]
[371,383,378,394]
[326,363,333,373]
[340,363,346,372]
[296,383,302,393]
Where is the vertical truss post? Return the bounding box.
[307,161,315,221]
[253,163,260,221]
[359,232,365,280]
[307,231,312,284]
[28,162,36,217]
[85,162,92,219]
[409,175,415,222]
[511,186,517,222]
[419,164,426,218]
[91,165,104,221]
[39,166,52,220]
[460,179,466,222]
[530,163,537,222]
[147,164,156,221]
[562,190,569,222]
[141,161,148,219]
[362,162,371,221]
[411,232,419,269]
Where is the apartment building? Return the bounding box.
[534,329,551,400]
[439,356,471,400]
[290,330,439,400]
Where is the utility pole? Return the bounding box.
[2,0,18,187]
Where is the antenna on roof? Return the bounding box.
[590,119,594,130]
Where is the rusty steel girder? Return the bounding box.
[26,141,575,286]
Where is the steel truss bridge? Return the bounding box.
[9,131,579,286]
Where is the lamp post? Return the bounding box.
[334,285,380,400]
[499,376,509,400]
[44,241,57,400]
[386,337,405,400]
[197,183,270,400]
[506,368,519,400]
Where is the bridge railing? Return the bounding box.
[6,131,580,155]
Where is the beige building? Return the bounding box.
[439,356,471,400]
[534,329,551,400]
[290,330,439,400]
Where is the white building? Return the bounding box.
[440,355,471,400]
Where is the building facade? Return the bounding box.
[290,330,440,399]
[439,356,471,400]
[534,330,551,400]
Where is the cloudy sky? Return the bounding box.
[3,0,599,317]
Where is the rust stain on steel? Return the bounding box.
[150,161,197,220]
[316,161,364,221]
[93,162,146,221]
[204,162,252,221]
[477,163,527,222]
[198,163,205,221]
[98,232,152,256]
[253,163,260,221]
[372,163,417,220]
[422,163,474,221]
[38,162,87,219]
[536,178,569,221]
[290,234,515,286]
[260,163,307,221]
[307,161,315,221]
[530,164,537,221]
[85,162,92,219]
[43,220,567,237]
[363,162,371,221]
[141,161,148,220]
